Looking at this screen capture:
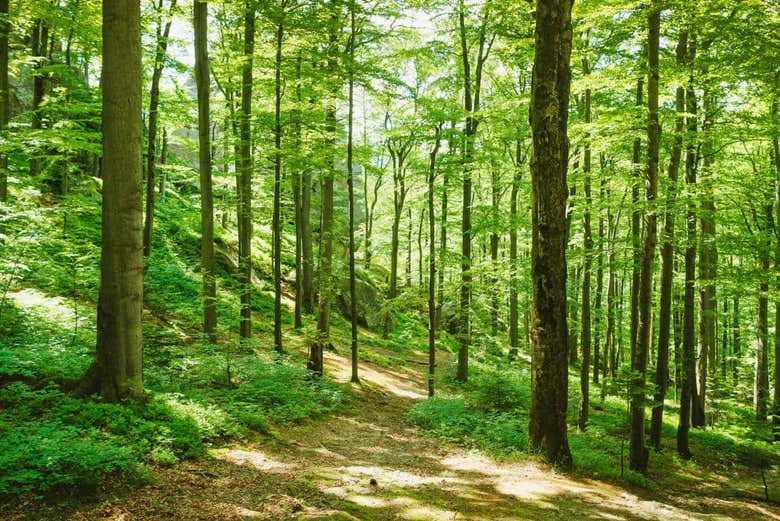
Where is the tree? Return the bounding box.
[528,0,574,468]
[629,0,659,474]
[272,0,287,353]
[80,0,143,402]
[427,123,443,396]
[346,0,358,382]
[142,0,177,257]
[0,0,8,203]
[194,0,217,342]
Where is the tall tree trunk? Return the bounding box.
[593,172,604,384]
[292,54,303,329]
[509,140,523,359]
[490,166,500,335]
[347,1,358,383]
[143,0,177,257]
[194,0,217,342]
[757,210,771,421]
[578,48,593,431]
[651,29,686,450]
[309,1,339,375]
[630,1,659,473]
[678,32,698,459]
[272,7,284,353]
[238,2,255,340]
[30,19,48,178]
[436,124,453,330]
[406,206,412,287]
[528,0,574,468]
[630,75,644,358]
[86,0,143,402]
[694,63,717,428]
[428,124,442,396]
[569,264,580,365]
[773,75,780,439]
[0,0,9,202]
[158,128,168,200]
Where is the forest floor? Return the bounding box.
[11,344,780,521]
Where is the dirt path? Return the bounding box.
[15,348,780,521]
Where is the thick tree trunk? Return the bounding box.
[194,0,217,342]
[239,2,255,341]
[630,1,660,473]
[89,0,143,402]
[143,0,177,257]
[651,29,686,450]
[528,0,574,468]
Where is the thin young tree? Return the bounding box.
[428,123,443,396]
[194,0,217,342]
[346,0,358,382]
[143,0,177,257]
[0,0,9,202]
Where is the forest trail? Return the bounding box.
[23,347,780,521]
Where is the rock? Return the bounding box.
[336,269,385,329]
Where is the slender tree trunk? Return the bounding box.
[347,2,358,383]
[194,0,217,342]
[630,1,659,473]
[309,1,339,375]
[528,0,574,468]
[757,215,771,421]
[651,29,686,450]
[238,2,255,341]
[594,172,604,384]
[428,125,442,396]
[569,264,580,365]
[630,76,643,358]
[143,0,177,257]
[436,129,451,330]
[158,128,168,200]
[272,8,284,353]
[292,55,304,329]
[509,141,522,359]
[0,0,9,202]
[578,48,593,431]
[86,0,143,402]
[490,166,500,335]
[678,32,698,459]
[30,19,48,178]
[773,78,780,439]
[406,206,412,287]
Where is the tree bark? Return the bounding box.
[347,1,358,383]
[651,29,686,450]
[630,0,659,473]
[678,32,699,459]
[238,1,255,341]
[428,124,442,396]
[194,0,217,342]
[272,5,284,353]
[578,48,592,431]
[89,0,143,402]
[528,0,574,468]
[29,19,48,179]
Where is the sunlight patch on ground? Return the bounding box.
[324,351,428,400]
[212,448,292,472]
[341,465,467,488]
[8,288,77,325]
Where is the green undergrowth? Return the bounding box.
[408,354,780,491]
[0,184,345,500]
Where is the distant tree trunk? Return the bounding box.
[309,1,339,375]
[578,48,593,432]
[272,7,284,353]
[630,76,643,358]
[418,206,425,288]
[387,132,410,299]
[347,1,358,383]
[651,29,686,450]
[292,54,303,329]
[733,296,740,386]
[143,0,177,257]
[30,19,48,178]
[528,0,574,469]
[630,1,659,473]
[456,0,492,382]
[436,125,453,330]
[158,128,168,200]
[0,0,8,202]
[678,32,698,459]
[694,63,717,428]
[85,0,143,402]
[773,78,780,439]
[406,207,412,287]
[239,2,255,341]
[593,172,604,384]
[568,264,580,365]
[490,166,501,335]
[757,212,771,421]
[194,0,217,342]
[509,140,524,359]
[302,163,314,314]
[428,124,442,396]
